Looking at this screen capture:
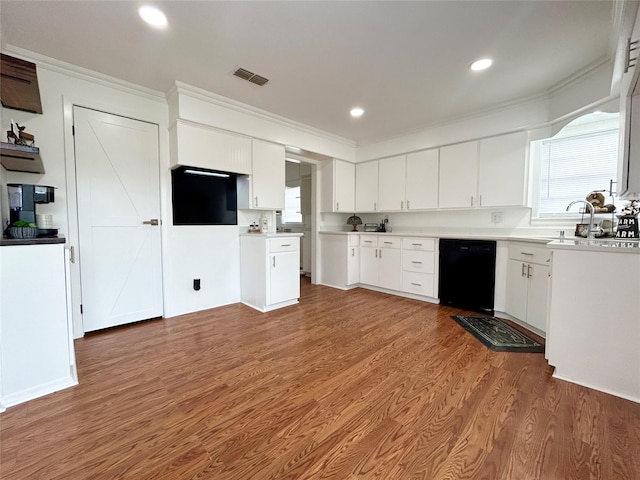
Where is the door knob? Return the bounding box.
[143,219,159,226]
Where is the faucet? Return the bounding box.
[566,200,596,239]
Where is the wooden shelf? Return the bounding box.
[0,142,44,174]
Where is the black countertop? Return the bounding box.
[0,236,66,246]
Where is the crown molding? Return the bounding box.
[169,81,357,148]
[3,45,166,104]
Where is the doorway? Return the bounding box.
[73,106,163,332]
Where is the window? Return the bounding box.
[535,113,619,217]
[282,185,302,223]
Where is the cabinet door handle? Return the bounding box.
[351,248,354,257]
[280,244,292,247]
[143,219,159,225]
[527,264,532,278]
[521,252,534,256]
[383,241,393,244]
[411,243,422,246]
[407,200,410,209]
[411,282,422,287]
[272,256,276,267]
[521,263,526,277]
[336,202,339,211]
[375,249,378,258]
[379,248,382,258]
[401,200,404,209]
[69,245,75,264]
[374,202,377,211]
[471,196,474,207]
[411,261,422,264]
[364,240,372,244]
[255,196,258,207]
[479,195,483,206]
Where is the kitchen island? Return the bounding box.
[546,238,640,403]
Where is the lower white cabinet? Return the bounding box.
[318,233,359,289]
[359,236,402,291]
[0,242,77,410]
[505,242,550,333]
[401,238,437,298]
[240,234,302,312]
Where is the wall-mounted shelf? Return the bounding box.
[0,142,45,174]
[0,54,43,114]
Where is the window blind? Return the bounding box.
[539,128,619,215]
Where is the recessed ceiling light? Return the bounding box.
[350,107,365,118]
[470,58,493,72]
[138,5,168,28]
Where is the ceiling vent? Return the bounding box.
[233,67,269,86]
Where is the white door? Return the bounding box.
[505,259,528,322]
[406,149,439,210]
[439,141,479,208]
[252,139,285,209]
[334,159,355,213]
[359,246,379,286]
[526,264,549,333]
[269,252,299,305]
[355,161,379,212]
[74,107,162,332]
[478,132,527,207]
[378,247,401,291]
[378,155,406,211]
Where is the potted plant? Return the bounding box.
[7,220,38,239]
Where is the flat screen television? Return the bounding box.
[171,166,238,225]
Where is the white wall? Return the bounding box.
[0,52,169,338]
[356,61,615,163]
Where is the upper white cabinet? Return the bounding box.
[439,141,479,208]
[320,159,355,213]
[355,161,379,212]
[478,132,528,207]
[406,149,439,210]
[170,120,251,174]
[238,139,285,210]
[378,156,406,211]
[439,134,528,209]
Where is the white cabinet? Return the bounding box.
[439,141,479,208]
[478,132,528,207]
[378,156,406,211]
[0,243,77,409]
[319,159,355,213]
[406,150,439,210]
[401,238,437,298]
[439,134,528,209]
[240,234,301,312]
[170,120,252,174]
[318,233,359,289]
[238,140,285,210]
[359,236,401,291]
[355,161,379,212]
[505,242,550,333]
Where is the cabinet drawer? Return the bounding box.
[269,237,299,253]
[348,234,359,247]
[378,236,401,249]
[508,243,551,265]
[401,238,435,251]
[402,250,435,274]
[360,236,378,247]
[402,271,434,297]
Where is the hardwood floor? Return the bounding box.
[2,278,639,479]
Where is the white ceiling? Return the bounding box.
[0,1,617,144]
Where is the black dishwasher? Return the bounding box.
[439,239,496,315]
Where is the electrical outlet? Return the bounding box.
[193,279,201,291]
[491,211,503,224]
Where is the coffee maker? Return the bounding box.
[7,183,55,226]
